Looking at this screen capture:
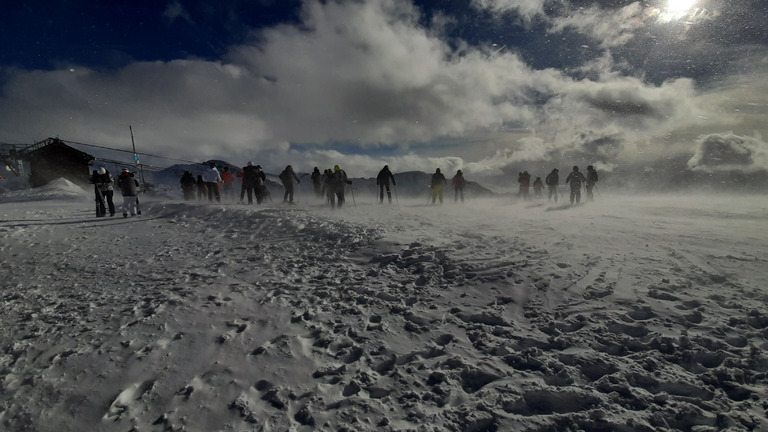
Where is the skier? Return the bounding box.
[180,171,196,201]
[310,167,323,198]
[238,162,263,204]
[202,163,223,203]
[196,175,206,201]
[97,167,116,216]
[586,165,599,201]
[452,169,466,202]
[518,171,531,200]
[89,169,103,216]
[220,167,235,202]
[117,168,140,217]
[330,165,352,208]
[376,165,396,204]
[279,165,301,203]
[323,169,335,206]
[430,168,447,205]
[253,165,268,204]
[90,167,115,217]
[532,177,543,198]
[565,166,587,205]
[545,168,559,202]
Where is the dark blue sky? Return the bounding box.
[0,1,301,70]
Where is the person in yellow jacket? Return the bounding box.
[431,168,447,204]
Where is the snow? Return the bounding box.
[1,179,768,431]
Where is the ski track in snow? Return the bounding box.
[1,191,768,431]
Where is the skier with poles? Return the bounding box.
[376,165,396,204]
[330,165,352,209]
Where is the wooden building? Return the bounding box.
[16,138,95,188]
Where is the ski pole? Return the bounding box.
[350,184,356,208]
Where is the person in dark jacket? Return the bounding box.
[452,169,466,202]
[117,169,140,217]
[196,175,206,201]
[279,165,301,203]
[239,162,265,204]
[518,171,531,200]
[431,168,447,205]
[253,165,268,204]
[586,165,599,201]
[90,169,103,217]
[565,166,587,205]
[330,165,352,208]
[376,165,396,204]
[323,169,335,206]
[545,168,559,202]
[311,167,323,198]
[532,177,543,198]
[90,167,115,216]
[180,171,196,201]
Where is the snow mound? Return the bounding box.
[0,177,87,203]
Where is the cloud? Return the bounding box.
[163,0,194,24]
[551,3,648,49]
[0,0,765,182]
[688,133,768,172]
[470,0,547,20]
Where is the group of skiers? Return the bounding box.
[527,165,599,205]
[427,168,466,204]
[89,167,141,218]
[180,162,354,208]
[309,165,353,208]
[175,162,599,208]
[180,162,268,205]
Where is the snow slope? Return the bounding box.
[1,181,767,431]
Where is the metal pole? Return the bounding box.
[129,125,146,189]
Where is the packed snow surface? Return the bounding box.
[1,183,767,431]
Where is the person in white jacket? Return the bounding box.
[202,163,223,203]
